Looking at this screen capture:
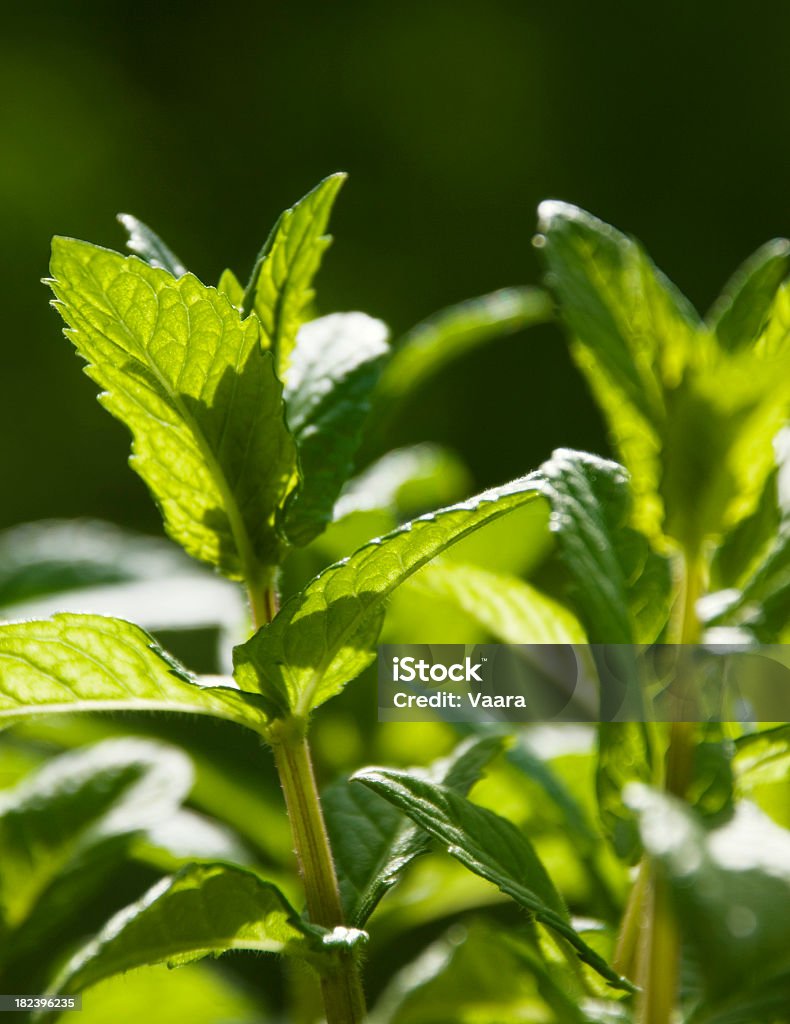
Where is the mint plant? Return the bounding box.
[0,177,788,1024]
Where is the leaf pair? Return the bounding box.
[0,449,670,733]
[538,203,790,552]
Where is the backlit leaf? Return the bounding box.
[0,614,272,732]
[49,239,297,580]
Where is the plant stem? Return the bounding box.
[637,549,703,1024]
[249,581,367,1024]
[273,728,367,1024]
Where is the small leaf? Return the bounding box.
[242,173,346,378]
[0,614,272,732]
[375,286,553,410]
[117,214,187,277]
[283,312,390,546]
[233,477,548,717]
[707,238,790,352]
[354,768,633,990]
[325,735,504,927]
[44,864,350,1005]
[49,239,297,579]
[217,268,245,308]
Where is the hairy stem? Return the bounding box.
[250,582,367,1024]
[273,729,367,1023]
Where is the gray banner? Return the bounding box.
[378,644,790,723]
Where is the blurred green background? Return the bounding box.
[3,0,790,532]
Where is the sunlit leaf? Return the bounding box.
[49,240,298,579]
[0,614,272,731]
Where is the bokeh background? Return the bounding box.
[3,0,790,532]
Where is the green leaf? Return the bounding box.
[628,785,790,1010]
[242,173,346,378]
[0,614,272,732]
[283,312,390,546]
[44,863,357,1006]
[707,238,790,352]
[375,287,553,409]
[353,767,633,990]
[117,214,187,277]
[409,560,586,644]
[538,203,790,549]
[233,478,548,718]
[49,238,297,579]
[217,267,245,308]
[536,449,671,644]
[324,735,504,927]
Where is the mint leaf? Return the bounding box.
[536,449,671,644]
[0,614,272,732]
[233,477,547,717]
[353,768,632,991]
[537,204,790,550]
[375,287,553,410]
[117,214,187,277]
[242,173,346,378]
[283,312,390,546]
[44,863,354,1007]
[217,267,245,307]
[49,239,297,579]
[707,238,790,352]
[325,735,503,927]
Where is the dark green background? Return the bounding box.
[3,1,789,532]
